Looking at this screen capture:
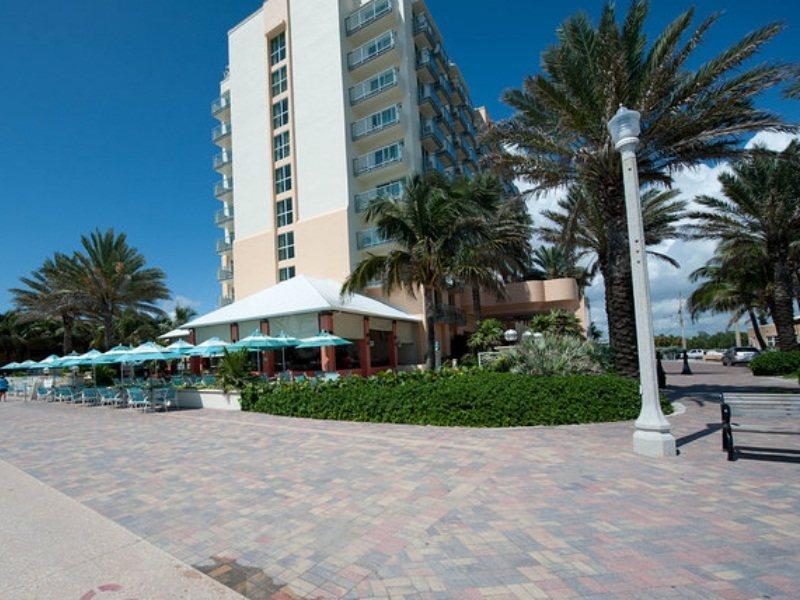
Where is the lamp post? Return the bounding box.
[608,106,676,458]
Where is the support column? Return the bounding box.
[388,320,398,370]
[188,329,201,375]
[358,316,371,377]
[230,323,239,343]
[260,319,275,376]
[319,312,336,372]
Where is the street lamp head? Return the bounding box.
[608,105,641,149]
[503,329,519,343]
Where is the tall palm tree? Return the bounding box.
[342,173,501,368]
[528,244,592,292]
[490,0,792,376]
[65,229,170,349]
[688,143,800,351]
[10,253,83,353]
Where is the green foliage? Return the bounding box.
[505,336,609,376]
[217,348,254,392]
[93,364,115,387]
[749,350,800,376]
[240,369,670,427]
[467,318,504,352]
[528,310,584,337]
[654,331,737,349]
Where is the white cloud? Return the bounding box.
[161,295,202,319]
[519,130,798,339]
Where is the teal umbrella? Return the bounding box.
[165,339,195,355]
[188,337,231,358]
[120,342,180,363]
[95,345,132,384]
[271,332,299,372]
[60,349,103,368]
[32,354,62,369]
[16,360,39,370]
[1,361,20,370]
[230,330,285,350]
[295,332,352,348]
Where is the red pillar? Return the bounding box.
[260,320,275,376]
[358,316,371,376]
[230,323,239,343]
[388,320,398,371]
[188,329,201,375]
[319,313,336,372]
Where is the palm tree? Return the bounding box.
[10,253,83,353]
[490,0,792,376]
[688,143,800,351]
[528,244,592,292]
[342,173,501,369]
[65,229,170,349]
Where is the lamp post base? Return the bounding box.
[633,429,677,457]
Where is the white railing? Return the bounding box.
[356,227,391,249]
[214,179,233,197]
[349,67,398,105]
[214,206,234,225]
[212,150,233,169]
[211,122,232,142]
[211,92,230,115]
[352,104,401,139]
[354,180,404,212]
[348,30,396,70]
[353,141,404,175]
[217,268,233,282]
[345,0,392,35]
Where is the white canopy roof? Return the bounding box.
[158,328,191,340]
[183,275,421,329]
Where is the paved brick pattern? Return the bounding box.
[0,362,798,599]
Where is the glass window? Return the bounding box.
[275,164,292,195]
[276,197,293,228]
[271,66,287,97]
[272,98,289,129]
[278,231,295,261]
[273,131,290,162]
[270,32,286,66]
[278,266,295,281]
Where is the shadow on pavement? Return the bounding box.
[194,556,293,599]
[676,423,721,448]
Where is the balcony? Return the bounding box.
[420,119,445,152]
[217,268,233,282]
[353,141,404,176]
[214,179,233,199]
[352,104,401,140]
[413,13,435,48]
[216,239,233,254]
[356,227,391,250]
[416,48,439,83]
[436,77,454,104]
[417,84,443,118]
[218,294,234,307]
[438,139,456,167]
[212,149,233,173]
[211,92,231,118]
[211,122,232,146]
[434,304,466,326]
[348,30,396,71]
[349,67,398,107]
[354,179,404,212]
[439,106,456,133]
[214,206,234,226]
[345,0,392,36]
[423,152,444,174]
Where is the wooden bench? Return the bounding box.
[721,393,800,461]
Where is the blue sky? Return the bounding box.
[1,0,798,334]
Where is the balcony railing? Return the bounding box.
[356,227,391,250]
[416,48,439,78]
[345,0,392,35]
[214,206,234,226]
[211,122,232,142]
[424,152,444,174]
[211,92,230,115]
[217,268,233,282]
[354,180,404,212]
[417,83,443,116]
[421,118,446,149]
[216,239,233,254]
[218,295,234,307]
[353,141,404,175]
[439,106,456,132]
[413,13,434,36]
[214,179,233,198]
[352,104,401,140]
[348,30,396,70]
[349,67,398,105]
[212,150,233,170]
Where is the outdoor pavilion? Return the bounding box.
[180,275,423,376]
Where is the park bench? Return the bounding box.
[720,393,800,461]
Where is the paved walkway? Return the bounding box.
[0,363,798,599]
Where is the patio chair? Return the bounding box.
[152,387,178,412]
[294,374,309,384]
[80,388,100,406]
[54,387,74,403]
[98,387,124,407]
[201,375,217,387]
[277,371,292,384]
[126,387,151,412]
[171,375,185,387]
[323,372,341,382]
[35,386,54,402]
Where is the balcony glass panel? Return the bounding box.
[354,180,404,212]
[353,141,404,175]
[217,268,233,282]
[211,92,230,115]
[349,67,398,105]
[211,122,232,142]
[212,150,233,169]
[214,206,234,225]
[356,227,391,249]
[352,104,401,139]
[345,0,392,35]
[348,30,396,70]
[214,179,233,197]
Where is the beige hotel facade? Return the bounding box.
[199,0,586,370]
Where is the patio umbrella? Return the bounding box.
[120,342,180,363]
[95,345,132,383]
[33,354,62,369]
[16,360,39,371]
[295,332,352,348]
[164,339,195,354]
[230,330,285,350]
[1,361,20,371]
[272,332,300,372]
[188,337,231,358]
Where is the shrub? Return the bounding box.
[528,310,584,337]
[749,350,800,376]
[505,335,609,376]
[240,369,671,427]
[218,348,255,391]
[467,318,504,352]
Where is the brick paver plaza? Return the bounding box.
[0,362,798,599]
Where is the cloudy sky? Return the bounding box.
[521,131,798,340]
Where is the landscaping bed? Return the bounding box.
[240,370,672,427]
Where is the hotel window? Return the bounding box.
[279,266,295,281]
[278,231,295,261]
[275,164,292,194]
[271,66,288,97]
[272,98,289,129]
[276,197,293,227]
[273,131,290,161]
[270,32,286,66]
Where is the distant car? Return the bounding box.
[704,349,724,362]
[722,346,760,366]
[686,349,705,360]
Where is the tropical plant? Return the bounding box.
[467,318,504,353]
[491,0,792,376]
[342,173,524,368]
[63,229,170,349]
[528,244,592,291]
[10,253,84,353]
[528,309,584,337]
[218,348,253,391]
[504,335,609,376]
[688,143,800,351]
[749,350,800,376]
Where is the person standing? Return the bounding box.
[0,374,8,401]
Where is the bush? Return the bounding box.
[240,369,671,427]
[505,335,610,376]
[749,350,800,376]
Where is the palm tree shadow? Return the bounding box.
[194,556,296,599]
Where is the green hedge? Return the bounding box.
[240,370,672,427]
[749,350,800,376]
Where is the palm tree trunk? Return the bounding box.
[748,308,767,350]
[61,314,74,354]
[103,314,114,350]
[772,259,799,351]
[472,287,482,324]
[424,286,437,370]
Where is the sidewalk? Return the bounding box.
[0,458,241,600]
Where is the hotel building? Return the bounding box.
[196,0,585,371]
